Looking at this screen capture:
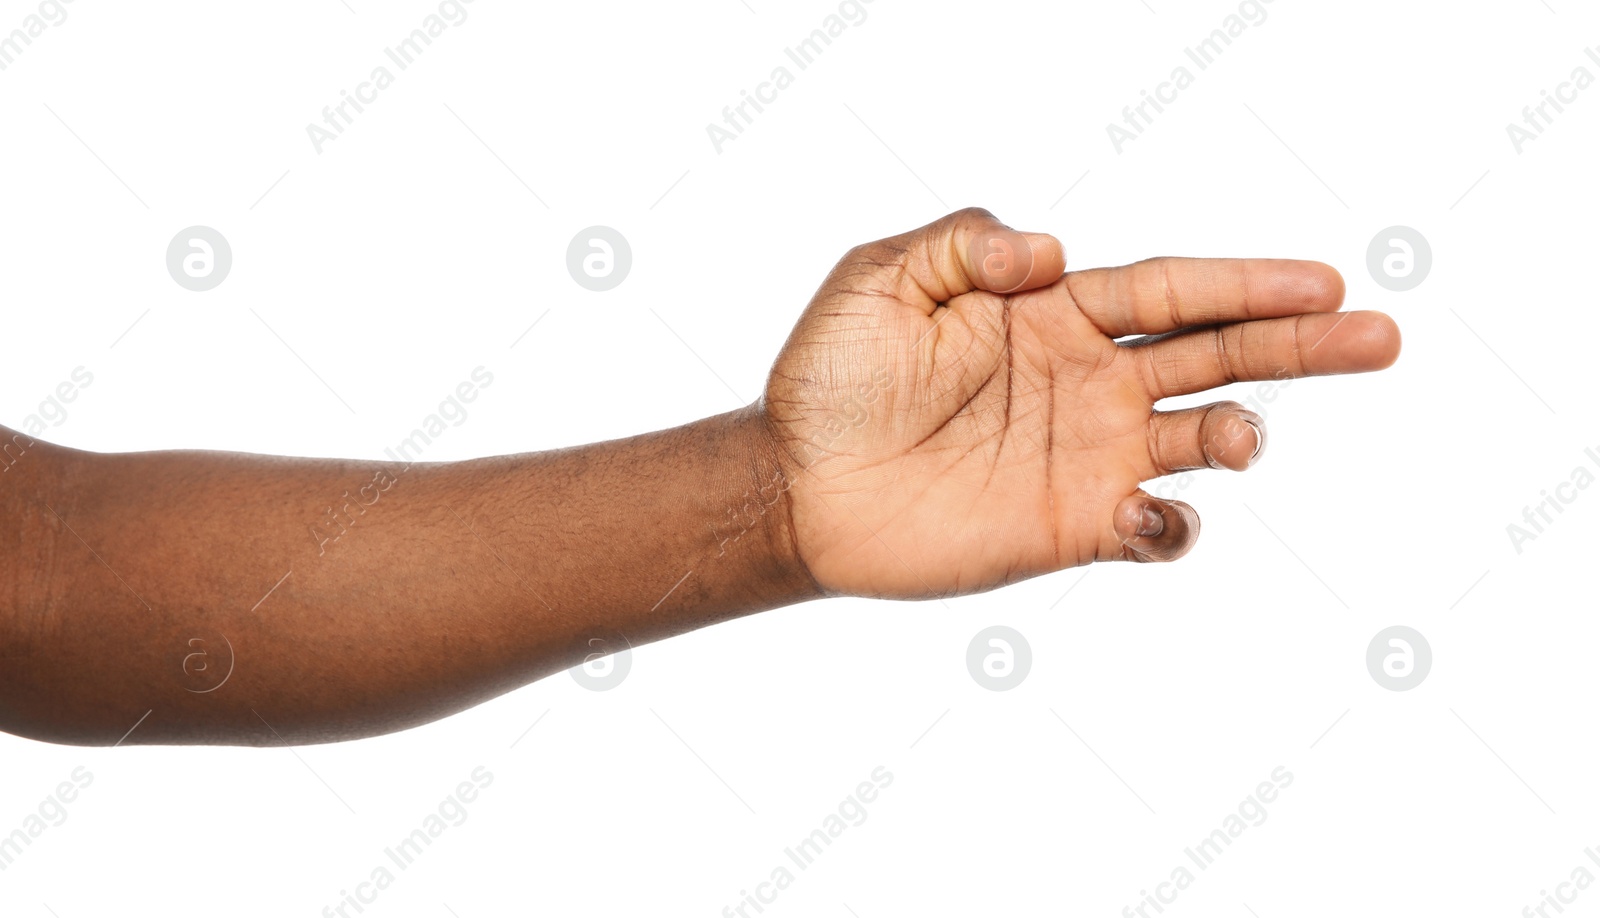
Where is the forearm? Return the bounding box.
[0,407,819,746]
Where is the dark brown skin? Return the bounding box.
[0,209,1400,746]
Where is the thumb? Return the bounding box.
[876,207,1066,308]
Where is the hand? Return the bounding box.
[763,208,1401,598]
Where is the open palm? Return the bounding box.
[763,209,1400,598]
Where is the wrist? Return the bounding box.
[706,405,827,607]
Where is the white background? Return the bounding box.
[2,0,1597,915]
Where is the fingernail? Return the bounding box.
[1137,506,1164,537]
[1244,418,1265,467]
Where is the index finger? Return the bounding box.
[1062,257,1346,337]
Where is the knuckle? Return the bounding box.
[950,205,998,226]
[1145,418,1169,474]
[1158,259,1183,330]
[1289,314,1311,376]
[844,239,895,266]
[1213,324,1246,383]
